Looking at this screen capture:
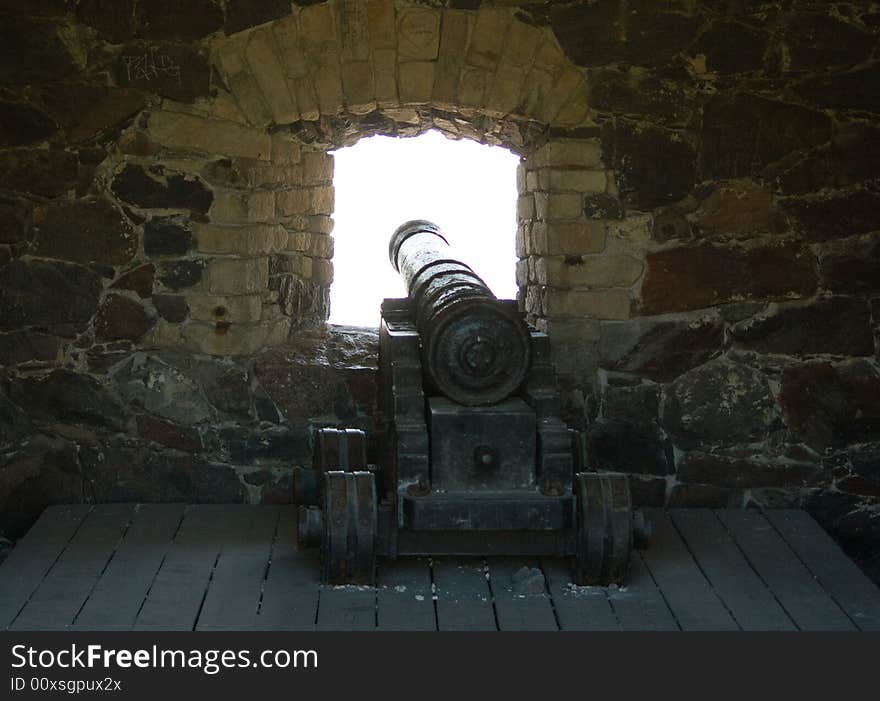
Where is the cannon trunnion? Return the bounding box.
[295,220,645,586]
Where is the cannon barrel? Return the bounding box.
[388,220,531,406]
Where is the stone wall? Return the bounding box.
[0,0,878,580]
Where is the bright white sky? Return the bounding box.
[328,130,520,327]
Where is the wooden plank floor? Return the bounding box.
[2,505,878,631]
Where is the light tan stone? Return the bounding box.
[544,221,606,255]
[530,139,603,169]
[311,185,335,214]
[341,60,376,113]
[148,110,271,160]
[516,162,527,191]
[196,224,287,256]
[210,191,276,224]
[206,257,269,295]
[310,234,334,258]
[517,194,535,221]
[289,76,320,121]
[537,169,607,193]
[533,33,566,72]
[544,288,631,320]
[271,133,302,165]
[535,255,643,288]
[372,48,399,106]
[312,258,333,285]
[187,294,262,322]
[457,65,489,107]
[300,1,337,50]
[484,61,525,116]
[503,19,542,67]
[202,88,248,125]
[555,91,592,128]
[398,61,434,104]
[535,192,583,221]
[518,65,555,118]
[288,231,312,252]
[306,215,334,234]
[539,66,584,124]
[276,188,310,216]
[365,0,396,49]
[339,0,371,61]
[397,7,441,61]
[215,38,272,128]
[515,258,529,287]
[303,151,334,184]
[272,16,309,77]
[311,51,345,115]
[181,317,289,356]
[467,8,510,70]
[537,317,601,345]
[245,28,299,124]
[432,10,472,105]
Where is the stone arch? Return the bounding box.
[119,0,624,392]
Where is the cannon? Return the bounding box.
[295,220,647,586]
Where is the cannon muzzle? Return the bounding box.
[388,220,531,406]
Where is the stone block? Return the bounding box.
[311,51,344,115]
[111,164,213,214]
[535,192,583,221]
[516,194,535,221]
[276,188,311,216]
[372,48,399,106]
[541,221,606,255]
[819,234,880,294]
[158,259,205,291]
[111,264,155,299]
[94,293,155,341]
[639,242,817,315]
[731,297,875,357]
[535,254,643,288]
[186,294,262,323]
[148,109,271,160]
[341,60,376,113]
[196,224,287,256]
[467,8,509,70]
[272,15,309,78]
[302,151,333,184]
[537,169,607,193]
[397,6,441,61]
[599,313,724,382]
[661,360,776,448]
[245,27,298,124]
[398,61,435,104]
[144,217,192,256]
[34,198,136,266]
[432,10,472,105]
[544,288,630,320]
[0,259,101,333]
[181,317,289,356]
[780,359,880,450]
[530,139,603,169]
[206,257,269,294]
[365,0,396,49]
[210,190,276,224]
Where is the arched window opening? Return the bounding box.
[329,130,520,327]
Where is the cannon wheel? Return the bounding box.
[574,472,633,586]
[295,428,368,506]
[321,471,377,585]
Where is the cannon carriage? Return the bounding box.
[295,220,646,586]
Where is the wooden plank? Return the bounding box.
[196,506,280,631]
[134,505,249,631]
[0,504,92,630]
[11,504,135,631]
[541,558,619,631]
[432,558,496,631]
[640,509,738,631]
[717,509,855,631]
[316,586,376,631]
[764,509,880,631]
[670,509,795,631]
[253,507,320,631]
[487,558,558,631]
[72,504,186,631]
[607,552,679,631]
[376,557,435,631]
